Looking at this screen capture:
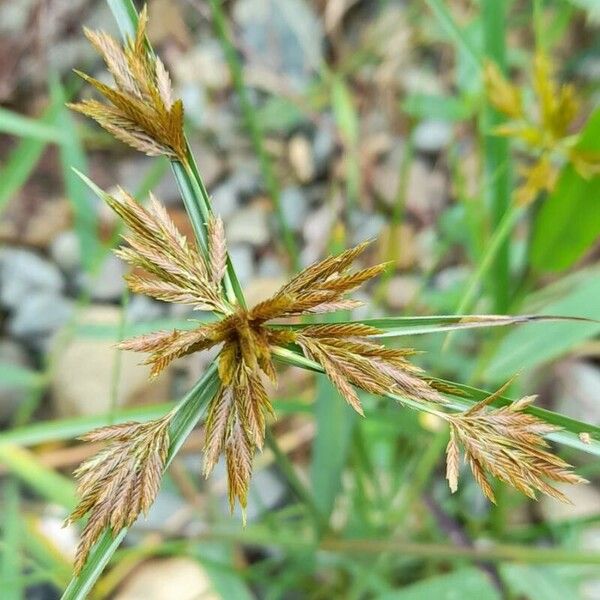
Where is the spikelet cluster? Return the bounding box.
[445,385,586,503]
[100,190,442,512]
[484,53,600,205]
[69,6,186,161]
[66,413,173,572]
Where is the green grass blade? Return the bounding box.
[277,313,593,338]
[1,479,23,600]
[272,346,600,457]
[310,377,355,527]
[486,272,600,379]
[60,364,219,599]
[425,0,483,69]
[0,106,67,142]
[0,363,45,390]
[0,445,77,509]
[482,0,512,313]
[0,102,61,215]
[0,402,175,447]
[106,0,138,39]
[50,75,101,273]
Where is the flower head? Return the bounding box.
[69,6,187,161]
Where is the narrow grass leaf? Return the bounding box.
[0,106,67,142]
[50,75,101,273]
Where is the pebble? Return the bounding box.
[405,160,447,220]
[51,305,170,417]
[0,339,33,421]
[312,118,336,175]
[210,181,240,222]
[301,203,335,265]
[228,244,255,286]
[0,247,64,309]
[233,0,324,91]
[280,186,309,232]
[413,119,452,153]
[257,253,285,278]
[386,275,420,310]
[554,361,600,425]
[351,211,386,245]
[49,230,81,272]
[244,276,288,306]
[173,40,231,91]
[541,484,600,522]
[126,295,165,323]
[226,205,270,247]
[288,134,315,183]
[115,557,221,600]
[79,254,126,302]
[8,292,73,340]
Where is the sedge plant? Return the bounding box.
[60,4,592,595]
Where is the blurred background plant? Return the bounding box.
[0,0,599,598]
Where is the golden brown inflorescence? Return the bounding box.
[69,6,187,161]
[445,384,586,504]
[484,53,600,205]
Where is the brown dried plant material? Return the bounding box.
[69,6,187,161]
[66,412,173,572]
[444,386,586,504]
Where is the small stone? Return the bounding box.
[226,205,270,247]
[301,203,336,266]
[280,186,309,232]
[244,276,287,307]
[126,295,164,323]
[554,361,600,425]
[234,0,324,92]
[172,40,230,91]
[288,134,315,183]
[129,489,186,538]
[188,141,224,188]
[0,339,33,421]
[8,292,73,340]
[115,557,221,600]
[386,275,420,310]
[49,230,81,272]
[80,254,126,302]
[413,119,452,154]
[405,160,447,220]
[0,198,72,249]
[118,157,178,205]
[371,139,405,206]
[541,484,600,522]
[0,248,64,309]
[51,305,170,417]
[312,119,335,175]
[228,244,255,286]
[210,180,241,222]
[257,253,285,278]
[351,211,386,245]
[435,266,470,291]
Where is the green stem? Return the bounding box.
[60,365,219,600]
[264,430,326,531]
[208,0,300,271]
[482,0,512,313]
[444,205,522,351]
